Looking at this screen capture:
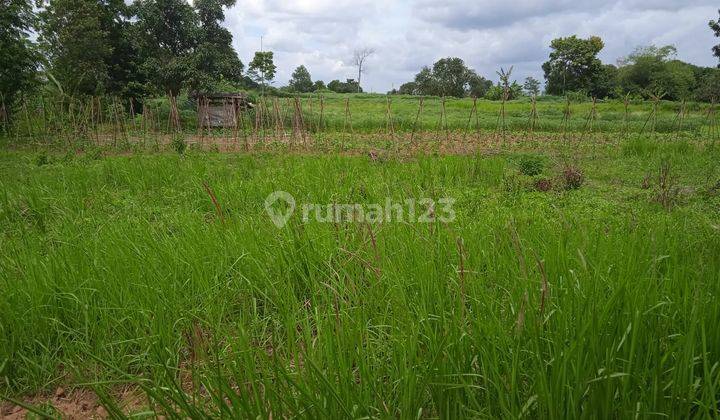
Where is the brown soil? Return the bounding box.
[1,386,145,419]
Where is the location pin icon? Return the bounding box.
[264,191,296,228]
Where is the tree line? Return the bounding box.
[2,1,720,122]
[390,24,720,101]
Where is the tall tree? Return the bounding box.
[398,82,417,95]
[247,51,276,91]
[432,57,472,97]
[523,77,541,96]
[617,45,694,100]
[189,0,243,92]
[409,58,487,97]
[0,0,39,110]
[327,79,360,93]
[132,0,199,95]
[413,67,436,96]
[711,10,720,67]
[288,65,313,93]
[352,47,374,93]
[542,35,605,95]
[467,71,492,97]
[39,0,133,96]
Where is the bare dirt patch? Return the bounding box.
[1,386,144,419]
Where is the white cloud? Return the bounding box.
[222,0,720,92]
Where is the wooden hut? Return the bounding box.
[196,92,253,128]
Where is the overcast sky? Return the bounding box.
[223,0,720,92]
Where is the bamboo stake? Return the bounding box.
[440,96,449,142]
[342,97,353,151]
[464,96,477,142]
[621,94,630,139]
[527,95,539,142]
[385,95,395,140]
[410,97,424,145]
[319,95,325,133]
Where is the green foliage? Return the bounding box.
[188,0,244,92]
[485,81,523,101]
[32,150,49,166]
[710,10,720,67]
[694,68,720,102]
[327,79,361,93]
[132,0,199,95]
[518,154,545,176]
[398,81,417,95]
[288,65,313,93]
[312,80,326,91]
[0,0,40,108]
[468,71,493,97]
[248,51,277,88]
[413,67,436,96]
[170,134,186,154]
[616,46,696,100]
[39,0,133,96]
[542,35,605,97]
[432,57,473,97]
[523,77,541,96]
[409,58,491,98]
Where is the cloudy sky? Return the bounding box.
[223,0,719,92]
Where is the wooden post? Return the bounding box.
[464,96,477,142]
[410,97,424,145]
[385,95,395,140]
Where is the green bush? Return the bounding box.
[171,135,187,155]
[518,154,545,176]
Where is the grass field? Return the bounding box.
[1,126,720,417]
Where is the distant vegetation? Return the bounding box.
[2,3,720,128]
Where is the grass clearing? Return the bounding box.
[1,133,719,417]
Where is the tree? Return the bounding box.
[288,65,313,93]
[312,80,326,91]
[711,10,720,67]
[189,0,244,92]
[132,0,200,95]
[247,51,276,91]
[398,82,417,95]
[468,72,492,97]
[523,77,541,96]
[413,67,436,96]
[408,58,489,97]
[542,35,605,95]
[327,79,360,93]
[485,81,523,101]
[0,0,39,111]
[352,47,374,93]
[432,57,472,97]
[39,0,135,96]
[617,45,694,100]
[694,68,720,101]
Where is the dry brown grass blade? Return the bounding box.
[202,181,225,225]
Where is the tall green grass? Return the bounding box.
[0,140,719,417]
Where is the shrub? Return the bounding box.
[562,166,584,190]
[33,151,49,167]
[534,178,553,192]
[518,155,545,176]
[655,159,678,210]
[171,135,187,155]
